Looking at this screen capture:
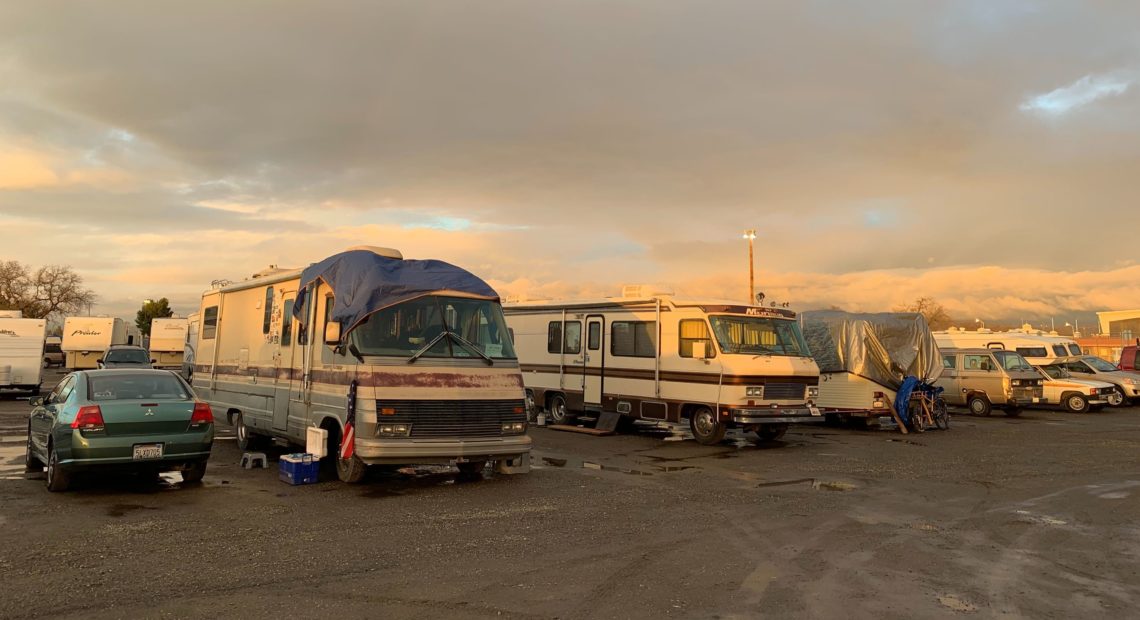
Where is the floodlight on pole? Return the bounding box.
[975,318,985,329]
[743,229,756,304]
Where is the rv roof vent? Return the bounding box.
[620,284,673,299]
[346,245,403,259]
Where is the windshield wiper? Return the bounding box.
[407,331,450,364]
[448,331,494,366]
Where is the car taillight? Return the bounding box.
[189,402,214,428]
[71,405,105,432]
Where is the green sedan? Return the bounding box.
[25,369,214,492]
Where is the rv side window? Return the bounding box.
[1068,344,1081,356]
[1052,345,1067,356]
[612,321,656,358]
[547,321,582,354]
[202,306,219,340]
[1015,347,1047,358]
[942,355,956,369]
[679,319,715,358]
[587,322,601,350]
[281,299,295,347]
[547,322,561,354]
[262,287,274,334]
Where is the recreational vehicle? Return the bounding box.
[934,327,1079,365]
[125,324,142,346]
[182,312,199,381]
[192,247,531,483]
[503,290,823,445]
[0,315,47,394]
[61,317,127,369]
[802,311,942,426]
[935,348,1045,416]
[149,317,189,369]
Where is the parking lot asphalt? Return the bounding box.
[2,369,1139,619]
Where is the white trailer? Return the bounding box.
[933,326,1079,364]
[61,317,127,369]
[504,290,823,445]
[149,317,189,369]
[0,317,47,394]
[192,246,531,483]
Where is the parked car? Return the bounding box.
[24,369,214,491]
[97,345,154,369]
[1036,364,1114,413]
[936,348,1044,416]
[1119,341,1140,372]
[1056,356,1140,406]
[43,341,65,368]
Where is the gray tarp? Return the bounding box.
[801,311,943,391]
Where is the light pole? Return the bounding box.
[1066,320,1080,337]
[975,318,985,330]
[743,229,756,304]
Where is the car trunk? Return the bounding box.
[98,400,196,436]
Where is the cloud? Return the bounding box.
[1020,73,1133,117]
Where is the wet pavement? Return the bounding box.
[1,370,1139,618]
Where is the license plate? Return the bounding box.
[133,444,164,460]
[809,407,822,416]
[1033,397,1044,403]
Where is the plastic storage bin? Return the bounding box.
[279,453,320,485]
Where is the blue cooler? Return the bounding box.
[279,453,320,485]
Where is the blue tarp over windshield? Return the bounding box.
[292,250,499,335]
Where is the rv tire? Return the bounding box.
[548,394,573,425]
[967,395,991,417]
[689,406,726,445]
[337,454,368,484]
[755,424,788,442]
[234,413,266,451]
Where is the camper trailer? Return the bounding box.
[0,315,47,394]
[934,327,1079,364]
[149,317,189,369]
[191,247,531,483]
[503,290,823,445]
[61,317,127,369]
[182,312,199,381]
[803,311,943,426]
[125,323,142,346]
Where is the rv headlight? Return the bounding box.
[807,386,819,399]
[501,421,527,435]
[746,387,764,397]
[378,424,412,438]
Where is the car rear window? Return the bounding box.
[105,349,151,363]
[88,374,191,401]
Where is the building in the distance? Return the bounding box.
[1097,310,1140,340]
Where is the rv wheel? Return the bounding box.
[967,395,991,417]
[689,407,726,445]
[548,394,573,425]
[336,454,368,484]
[755,424,788,442]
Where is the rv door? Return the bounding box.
[583,316,605,408]
[272,294,297,433]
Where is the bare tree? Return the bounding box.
[894,297,953,330]
[0,262,96,320]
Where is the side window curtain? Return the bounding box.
[679,320,714,358]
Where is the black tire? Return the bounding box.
[456,461,487,478]
[934,399,950,430]
[547,394,573,425]
[967,395,992,417]
[234,413,264,451]
[689,406,727,446]
[336,454,368,483]
[755,424,788,442]
[45,444,70,492]
[909,407,927,433]
[24,425,43,473]
[1064,394,1089,413]
[182,461,207,484]
[1004,407,1022,418]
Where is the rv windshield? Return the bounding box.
[351,295,517,360]
[709,316,809,357]
[992,350,1034,372]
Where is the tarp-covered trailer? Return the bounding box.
[802,311,943,427]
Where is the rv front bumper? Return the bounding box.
[354,435,532,466]
[729,406,825,425]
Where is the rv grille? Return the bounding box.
[373,399,527,438]
[762,383,806,400]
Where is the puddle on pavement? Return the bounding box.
[886,439,927,447]
[358,468,465,498]
[106,503,160,518]
[757,478,815,489]
[755,478,858,492]
[542,457,567,467]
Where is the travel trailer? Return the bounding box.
[503,289,823,445]
[0,315,47,394]
[149,317,189,369]
[191,247,531,483]
[61,317,127,369]
[182,312,199,381]
[934,327,1079,365]
[802,311,943,426]
[935,348,1045,416]
[125,323,142,346]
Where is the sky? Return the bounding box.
[1,1,1138,330]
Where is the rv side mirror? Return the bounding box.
[29,396,44,407]
[692,342,709,360]
[324,321,342,345]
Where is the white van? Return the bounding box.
[61,317,128,369]
[149,317,189,369]
[0,316,47,394]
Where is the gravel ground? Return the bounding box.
[1,369,1138,619]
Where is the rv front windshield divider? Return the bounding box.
[709,315,810,357]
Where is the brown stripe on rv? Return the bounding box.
[519,364,817,386]
[198,364,523,390]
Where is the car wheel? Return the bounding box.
[1065,394,1089,413]
[24,425,43,473]
[46,444,70,492]
[754,424,788,442]
[968,395,992,416]
[1106,389,1125,407]
[689,406,727,445]
[182,461,207,484]
[547,394,573,425]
